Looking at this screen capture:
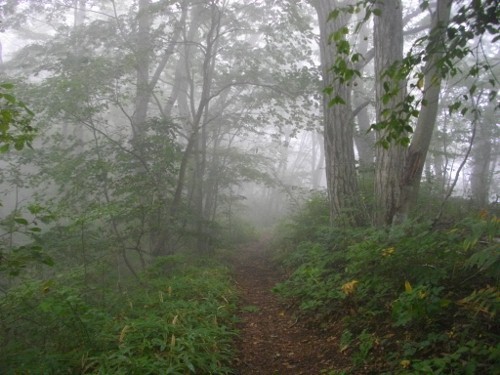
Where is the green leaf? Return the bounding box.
[27,204,43,215]
[0,83,14,89]
[14,217,29,225]
[400,136,410,147]
[328,9,340,21]
[328,95,346,106]
[40,215,55,224]
[14,141,25,151]
[337,40,350,54]
[351,53,362,63]
[448,101,462,114]
[2,94,17,104]
[322,86,334,95]
[42,256,55,266]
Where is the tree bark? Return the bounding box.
[130,0,152,144]
[354,102,375,172]
[373,0,406,226]
[73,0,86,28]
[353,18,375,173]
[311,131,325,189]
[470,99,495,208]
[154,3,222,255]
[394,0,452,224]
[311,0,361,226]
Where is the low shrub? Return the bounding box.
[273,202,499,374]
[0,255,238,374]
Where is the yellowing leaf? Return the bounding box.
[119,325,129,344]
[41,280,54,294]
[400,359,411,368]
[170,334,176,347]
[382,247,395,257]
[341,280,359,295]
[172,315,178,325]
[405,281,413,293]
[479,209,489,220]
[417,77,424,89]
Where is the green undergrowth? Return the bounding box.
[0,255,238,374]
[273,194,499,374]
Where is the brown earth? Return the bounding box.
[230,238,350,375]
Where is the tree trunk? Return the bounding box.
[154,3,221,255]
[394,0,452,224]
[373,0,406,226]
[311,131,325,189]
[193,4,221,253]
[470,101,495,208]
[354,103,375,172]
[73,0,86,28]
[353,18,375,174]
[131,0,186,140]
[130,0,152,144]
[311,0,361,226]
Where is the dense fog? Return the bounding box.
[0,1,498,372]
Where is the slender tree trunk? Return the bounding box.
[164,3,202,121]
[61,0,87,148]
[154,3,221,255]
[73,0,86,28]
[354,104,375,172]
[311,131,325,189]
[394,0,452,224]
[130,0,152,144]
[193,3,221,253]
[132,0,186,142]
[203,91,230,222]
[353,20,375,174]
[470,101,495,208]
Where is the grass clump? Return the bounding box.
[0,255,238,374]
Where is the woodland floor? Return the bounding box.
[230,238,350,375]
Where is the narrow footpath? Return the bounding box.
[231,238,348,375]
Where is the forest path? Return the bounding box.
[230,238,346,375]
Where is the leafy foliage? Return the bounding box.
[273,197,499,373]
[0,204,54,276]
[0,83,36,153]
[0,255,238,374]
[326,0,499,146]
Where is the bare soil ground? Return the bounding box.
[230,238,349,375]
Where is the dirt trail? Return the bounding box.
[231,238,346,375]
